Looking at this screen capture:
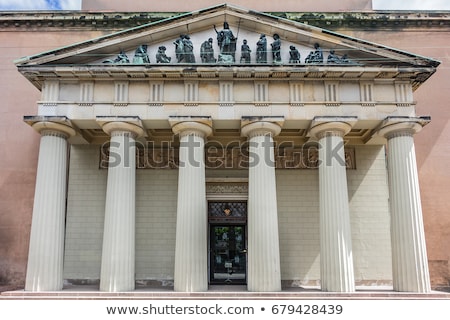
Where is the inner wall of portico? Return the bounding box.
[63,144,392,286]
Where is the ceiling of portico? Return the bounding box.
[71,118,381,147]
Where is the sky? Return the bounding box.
[372,0,450,10]
[0,0,81,10]
[0,0,449,11]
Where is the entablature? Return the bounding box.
[19,65,434,91]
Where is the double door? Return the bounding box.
[210,225,246,284]
[208,201,247,285]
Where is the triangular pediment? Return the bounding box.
[15,3,439,89]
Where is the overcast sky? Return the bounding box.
[372,0,450,10]
[0,0,449,11]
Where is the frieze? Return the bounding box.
[99,144,356,170]
[206,184,249,194]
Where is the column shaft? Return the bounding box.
[247,132,282,292]
[100,131,137,292]
[173,131,208,291]
[25,130,70,291]
[318,132,355,292]
[387,133,430,292]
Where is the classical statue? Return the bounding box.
[341,54,350,64]
[214,22,237,62]
[271,33,282,63]
[256,34,267,63]
[114,50,129,63]
[327,50,355,65]
[156,46,171,63]
[289,45,301,63]
[200,38,216,63]
[240,39,251,63]
[173,35,185,63]
[103,50,130,64]
[183,35,195,63]
[327,49,340,64]
[173,34,195,63]
[132,44,150,64]
[305,43,323,64]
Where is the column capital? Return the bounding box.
[240,116,284,138]
[376,116,430,139]
[96,116,145,138]
[308,116,357,140]
[169,116,213,138]
[24,116,76,138]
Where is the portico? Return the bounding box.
[18,4,437,293]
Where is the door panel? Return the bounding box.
[210,225,246,284]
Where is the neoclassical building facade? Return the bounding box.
[15,4,438,293]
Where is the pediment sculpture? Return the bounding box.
[103,22,355,66]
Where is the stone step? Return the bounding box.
[2,285,449,300]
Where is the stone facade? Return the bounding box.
[0,1,448,291]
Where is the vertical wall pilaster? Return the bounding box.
[25,119,75,291]
[241,117,284,292]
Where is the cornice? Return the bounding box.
[1,11,450,32]
[17,64,437,91]
[278,11,450,31]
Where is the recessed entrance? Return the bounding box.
[208,201,247,285]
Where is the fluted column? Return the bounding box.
[378,118,431,292]
[309,119,355,292]
[241,117,284,292]
[98,118,144,292]
[170,117,212,292]
[25,119,75,291]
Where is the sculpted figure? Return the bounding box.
[240,39,251,63]
[305,43,324,64]
[327,49,340,64]
[173,35,185,63]
[327,50,355,65]
[156,46,171,63]
[200,38,216,63]
[132,44,150,64]
[173,34,195,63]
[289,45,301,63]
[182,34,195,63]
[102,50,130,64]
[256,34,267,63]
[340,53,356,64]
[115,50,129,63]
[271,33,282,63]
[214,22,237,62]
